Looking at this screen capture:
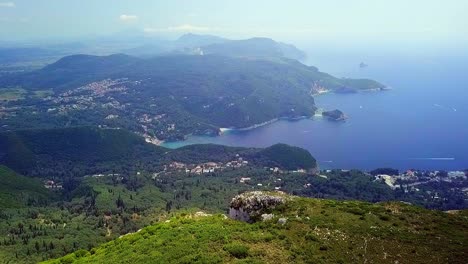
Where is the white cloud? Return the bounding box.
[119,14,138,22]
[144,24,212,33]
[0,2,15,7]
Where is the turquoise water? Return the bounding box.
[163,51,468,170]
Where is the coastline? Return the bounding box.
[220,115,310,133]
[162,88,389,146]
[162,116,311,148]
[360,87,392,92]
[312,86,390,97]
[221,118,278,132]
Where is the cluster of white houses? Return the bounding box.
[374,170,467,190]
[164,156,250,175]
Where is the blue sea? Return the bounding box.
[163,48,468,170]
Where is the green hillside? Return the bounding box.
[0,166,51,208]
[0,127,321,263]
[0,127,167,175]
[0,54,385,140]
[0,127,316,178]
[168,143,317,170]
[44,192,468,264]
[255,143,317,170]
[0,127,464,263]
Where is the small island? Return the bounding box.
[322,109,347,121]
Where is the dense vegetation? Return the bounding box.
[44,194,468,264]
[0,127,465,263]
[254,143,317,171]
[0,52,385,140]
[0,127,166,175]
[0,166,52,208]
[0,127,317,178]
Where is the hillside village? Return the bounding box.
[42,155,468,204]
[0,78,209,141]
[372,169,468,202]
[373,169,467,189]
[42,154,310,190]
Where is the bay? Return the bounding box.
[163,50,468,170]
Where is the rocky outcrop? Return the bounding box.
[322,109,347,121]
[229,191,287,223]
[261,213,274,221]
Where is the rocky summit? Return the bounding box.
[229,191,288,222]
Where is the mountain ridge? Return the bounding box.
[124,33,306,60]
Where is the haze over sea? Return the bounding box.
[163,47,468,170]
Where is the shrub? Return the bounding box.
[305,233,319,242]
[379,215,390,221]
[346,208,365,216]
[223,243,250,259]
[73,249,89,258]
[319,245,328,251]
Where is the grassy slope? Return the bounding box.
[0,165,51,208]
[44,196,468,264]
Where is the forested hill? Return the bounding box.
[0,126,166,175]
[0,53,385,140]
[7,53,384,95]
[0,166,52,208]
[0,127,317,178]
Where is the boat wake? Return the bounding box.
[409,157,455,161]
[433,103,458,112]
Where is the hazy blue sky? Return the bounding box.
[0,0,466,46]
